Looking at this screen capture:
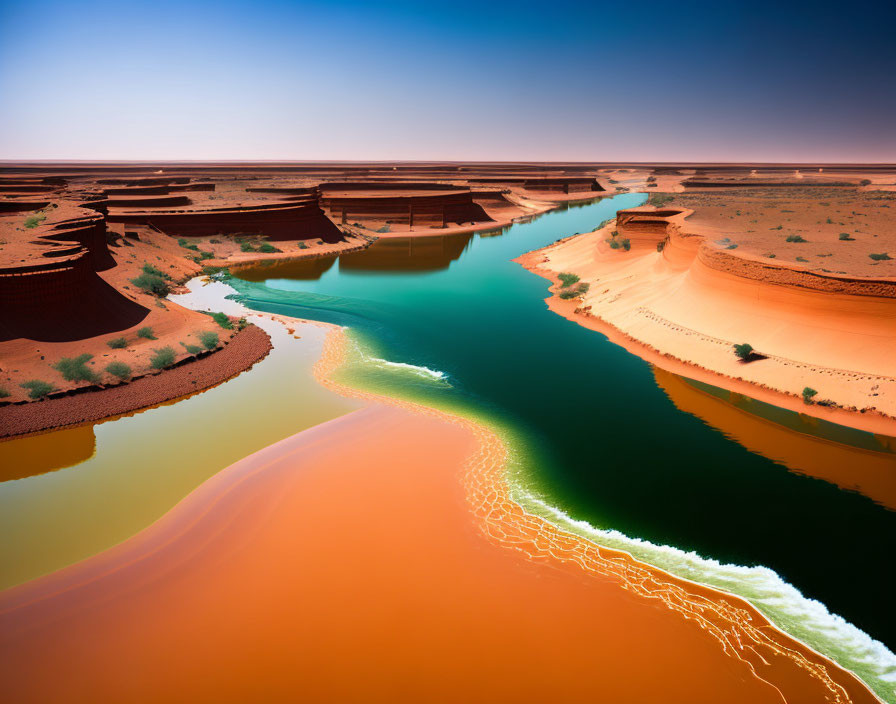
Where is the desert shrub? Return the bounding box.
[558,282,589,300]
[197,250,215,260]
[0,387,9,398]
[137,326,156,339]
[838,233,854,241]
[149,347,176,370]
[211,312,233,329]
[646,176,656,182]
[105,361,132,381]
[210,238,221,244]
[770,225,783,230]
[733,343,754,361]
[826,217,833,224]
[107,336,128,349]
[869,252,892,261]
[21,379,55,399]
[131,272,170,296]
[201,265,228,276]
[54,353,99,382]
[199,331,219,350]
[298,242,308,249]
[796,256,808,262]
[608,239,620,249]
[860,179,871,186]
[142,263,170,279]
[178,238,199,251]
[656,240,666,252]
[240,242,255,252]
[726,243,738,249]
[558,273,580,288]
[257,242,281,253]
[621,238,631,251]
[802,387,818,404]
[24,211,47,229]
[785,235,807,243]
[648,194,675,207]
[376,225,391,233]
[182,343,202,355]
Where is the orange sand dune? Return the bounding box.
[0,328,877,704]
[521,214,896,434]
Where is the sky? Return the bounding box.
[0,0,894,162]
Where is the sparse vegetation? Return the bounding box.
[802,387,818,404]
[558,273,580,288]
[137,326,156,339]
[178,238,199,251]
[298,242,309,249]
[54,353,99,382]
[796,256,808,262]
[142,263,170,279]
[149,346,176,370]
[648,193,675,207]
[869,252,892,261]
[0,387,9,398]
[376,225,391,233]
[21,379,55,399]
[558,282,589,300]
[181,342,203,355]
[257,242,281,253]
[131,272,170,296]
[838,233,855,241]
[785,235,807,243]
[211,312,233,329]
[24,210,47,229]
[733,343,754,361]
[199,331,219,350]
[240,242,255,252]
[107,336,128,349]
[860,179,871,186]
[105,361,132,381]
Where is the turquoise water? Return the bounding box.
[227,195,896,698]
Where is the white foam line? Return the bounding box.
[518,488,896,693]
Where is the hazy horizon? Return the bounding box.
[2,0,894,162]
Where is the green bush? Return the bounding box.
[648,194,675,207]
[869,252,892,261]
[376,225,391,233]
[802,387,818,404]
[182,343,202,355]
[0,387,9,398]
[785,235,807,243]
[105,361,132,381]
[24,211,47,229]
[107,336,128,349]
[54,353,99,382]
[212,312,233,329]
[178,238,199,251]
[199,331,219,350]
[150,347,176,370]
[21,379,55,399]
[838,233,854,241]
[558,282,589,300]
[141,263,170,279]
[131,272,170,296]
[621,238,631,251]
[860,179,871,186]
[197,250,215,260]
[796,256,808,262]
[558,273,580,288]
[240,242,255,252]
[733,343,754,361]
[298,242,309,249]
[257,242,281,253]
[137,326,156,339]
[608,239,620,249]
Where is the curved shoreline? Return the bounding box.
[516,225,896,436]
[311,325,881,703]
[0,324,273,440]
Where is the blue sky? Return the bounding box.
[1,0,893,161]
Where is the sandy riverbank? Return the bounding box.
[0,317,879,703]
[517,205,896,435]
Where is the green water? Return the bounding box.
[226,195,896,698]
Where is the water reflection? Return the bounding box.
[0,425,96,482]
[653,367,896,510]
[231,255,337,282]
